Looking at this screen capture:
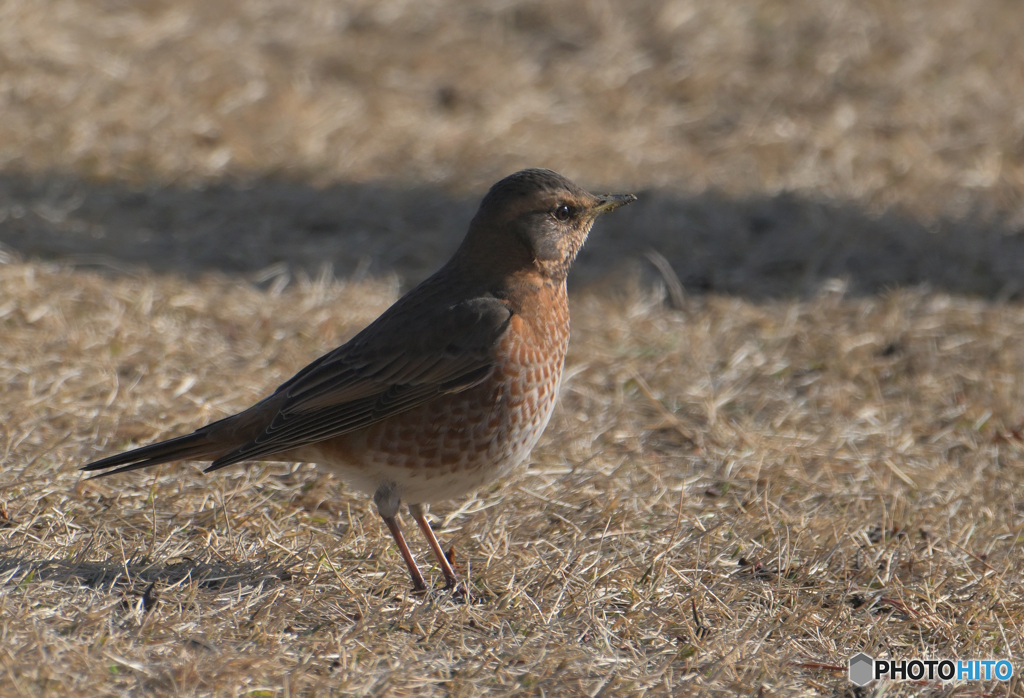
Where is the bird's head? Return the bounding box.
[460,169,636,281]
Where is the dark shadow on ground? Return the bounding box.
[0,551,291,592]
[2,172,1022,298]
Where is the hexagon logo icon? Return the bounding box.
[849,653,875,686]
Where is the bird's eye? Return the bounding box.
[553,203,573,222]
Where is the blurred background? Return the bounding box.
[3,6,1024,691]
[2,0,1023,296]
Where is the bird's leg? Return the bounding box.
[380,514,427,592]
[374,483,427,592]
[409,502,459,590]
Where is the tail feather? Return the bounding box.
[81,430,221,478]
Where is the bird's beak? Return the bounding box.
[592,193,637,215]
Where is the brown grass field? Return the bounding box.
[2,0,1024,695]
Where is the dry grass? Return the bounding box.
[4,262,1023,695]
[2,0,1024,695]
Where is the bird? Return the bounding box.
[81,168,636,592]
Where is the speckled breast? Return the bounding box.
[325,287,571,505]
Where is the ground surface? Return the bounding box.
[2,0,1023,695]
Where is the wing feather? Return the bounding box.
[204,292,511,471]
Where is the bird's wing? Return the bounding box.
[205,294,512,470]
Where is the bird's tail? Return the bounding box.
[80,428,223,478]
